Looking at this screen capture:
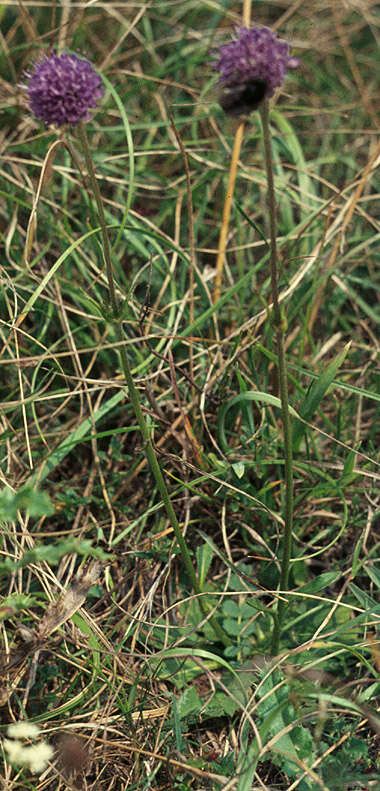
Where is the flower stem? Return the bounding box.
[259,101,294,656]
[77,123,230,647]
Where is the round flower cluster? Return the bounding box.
[211,26,298,115]
[25,52,104,127]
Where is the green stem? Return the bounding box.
[260,101,294,656]
[77,123,229,647]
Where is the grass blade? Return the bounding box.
[293,342,351,452]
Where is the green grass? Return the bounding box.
[0,1,379,789]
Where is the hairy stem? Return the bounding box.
[259,101,294,656]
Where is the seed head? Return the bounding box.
[25,52,104,127]
[211,26,298,116]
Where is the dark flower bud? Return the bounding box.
[211,26,298,116]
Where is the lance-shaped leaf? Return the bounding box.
[293,342,351,453]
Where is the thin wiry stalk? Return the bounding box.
[259,101,294,656]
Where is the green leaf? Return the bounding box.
[202,690,239,718]
[196,542,214,589]
[349,582,378,610]
[73,291,104,317]
[223,618,243,637]
[235,366,256,438]
[351,530,365,578]
[358,681,380,703]
[297,571,341,594]
[365,564,380,589]
[292,343,351,452]
[176,686,201,721]
[222,600,240,617]
[155,648,242,686]
[235,202,269,248]
[171,693,184,752]
[236,721,260,791]
[0,485,54,521]
[255,670,316,784]
[71,613,102,676]
[0,594,37,619]
[218,391,299,454]
[333,596,380,639]
[232,462,245,479]
[0,539,109,578]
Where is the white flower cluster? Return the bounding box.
[3,721,54,774]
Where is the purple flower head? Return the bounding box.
[25,52,104,127]
[211,26,298,116]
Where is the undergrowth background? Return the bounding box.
[0,1,379,789]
